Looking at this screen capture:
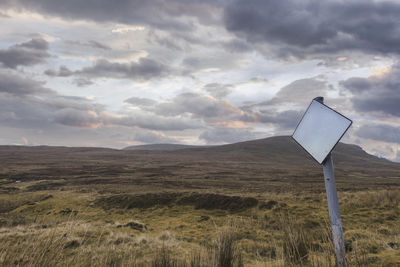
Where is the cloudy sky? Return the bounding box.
[0,0,399,161]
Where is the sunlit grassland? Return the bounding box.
[1,187,400,266]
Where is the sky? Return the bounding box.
[0,0,399,161]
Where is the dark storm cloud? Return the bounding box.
[4,0,400,60]
[0,38,50,68]
[224,0,400,58]
[44,58,171,81]
[356,124,400,143]
[0,71,53,95]
[1,0,221,31]
[340,77,372,94]
[0,94,52,128]
[341,63,400,116]
[199,126,257,144]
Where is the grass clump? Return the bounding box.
[214,230,243,267]
[151,228,243,267]
[279,214,310,265]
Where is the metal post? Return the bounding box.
[315,96,347,266]
[323,154,347,266]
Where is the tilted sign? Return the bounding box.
[292,97,352,266]
[292,99,352,164]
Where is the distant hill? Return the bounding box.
[124,144,207,151]
[124,136,392,166]
[1,136,395,169]
[120,136,400,173]
[0,136,399,192]
[186,136,393,168]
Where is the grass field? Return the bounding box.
[1,137,400,266]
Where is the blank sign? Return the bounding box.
[292,100,352,164]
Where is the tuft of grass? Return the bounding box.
[214,230,243,267]
[150,228,243,267]
[151,245,182,267]
[279,214,310,265]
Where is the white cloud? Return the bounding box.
[112,24,146,33]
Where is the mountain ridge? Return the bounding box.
[0,136,397,168]
[123,136,395,165]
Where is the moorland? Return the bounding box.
[1,136,400,266]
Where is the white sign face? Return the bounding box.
[292,100,352,164]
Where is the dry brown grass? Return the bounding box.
[1,140,400,266]
[1,187,400,266]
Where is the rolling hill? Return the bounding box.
[124,136,395,168]
[0,136,399,194]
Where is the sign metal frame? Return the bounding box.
[292,99,352,164]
